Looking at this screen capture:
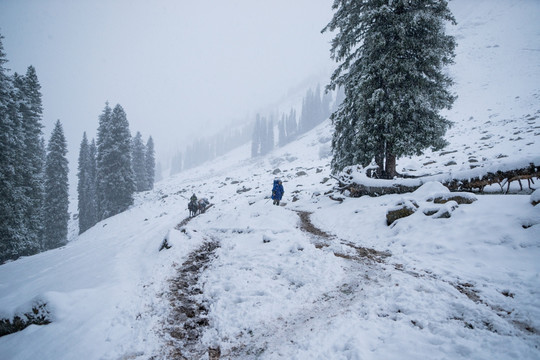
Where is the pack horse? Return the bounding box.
[188,197,210,217]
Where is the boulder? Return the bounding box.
[386,199,419,226]
[430,192,477,205]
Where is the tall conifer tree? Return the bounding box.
[43,120,69,250]
[77,133,89,233]
[77,132,98,234]
[87,139,98,226]
[251,115,261,158]
[266,118,274,154]
[0,34,42,262]
[96,103,134,219]
[145,136,155,190]
[96,102,112,219]
[13,66,45,248]
[323,0,456,177]
[131,131,147,192]
[0,34,22,262]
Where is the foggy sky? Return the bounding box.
[0,0,334,176]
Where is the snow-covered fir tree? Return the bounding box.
[145,136,155,190]
[251,115,262,158]
[13,66,46,250]
[96,103,135,220]
[323,0,457,177]
[155,161,163,183]
[265,117,274,155]
[170,152,182,176]
[77,132,90,233]
[131,131,147,192]
[278,114,287,147]
[87,139,98,223]
[258,116,267,155]
[96,102,112,219]
[43,120,69,250]
[286,108,298,142]
[299,86,327,134]
[0,34,45,262]
[0,34,23,263]
[77,132,98,234]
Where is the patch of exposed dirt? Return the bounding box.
[163,240,220,359]
[295,210,391,263]
[296,211,334,239]
[174,204,214,230]
[339,241,391,263]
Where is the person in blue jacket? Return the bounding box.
[271,179,284,206]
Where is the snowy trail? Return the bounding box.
[165,193,539,359]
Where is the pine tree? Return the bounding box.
[286,109,297,142]
[87,139,98,226]
[77,133,98,234]
[96,102,112,219]
[266,118,274,154]
[251,115,261,158]
[155,161,163,183]
[259,117,268,155]
[299,87,325,134]
[131,131,147,192]
[145,136,155,190]
[77,133,90,233]
[278,114,287,147]
[13,66,46,250]
[43,120,69,250]
[170,152,182,176]
[299,89,311,134]
[96,104,134,219]
[323,0,456,177]
[0,34,24,262]
[0,34,46,262]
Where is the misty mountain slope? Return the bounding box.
[1,0,539,359]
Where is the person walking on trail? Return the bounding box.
[271,179,284,206]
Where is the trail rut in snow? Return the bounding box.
[174,204,213,230]
[163,240,220,359]
[295,210,391,263]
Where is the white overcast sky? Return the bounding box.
[0,0,334,170]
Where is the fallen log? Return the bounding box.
[332,163,539,197]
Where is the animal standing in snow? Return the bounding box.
[271,179,284,206]
[188,194,198,217]
[197,198,210,214]
[188,194,210,217]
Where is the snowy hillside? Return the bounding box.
[1,1,540,359]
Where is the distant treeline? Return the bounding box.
[252,84,343,157]
[168,84,344,175]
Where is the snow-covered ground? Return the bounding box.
[1,0,539,359]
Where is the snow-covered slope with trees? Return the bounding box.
[1,0,539,359]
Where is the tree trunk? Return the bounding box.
[374,151,384,178]
[385,152,397,179]
[373,141,385,178]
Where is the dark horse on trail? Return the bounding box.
[188,198,210,217]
